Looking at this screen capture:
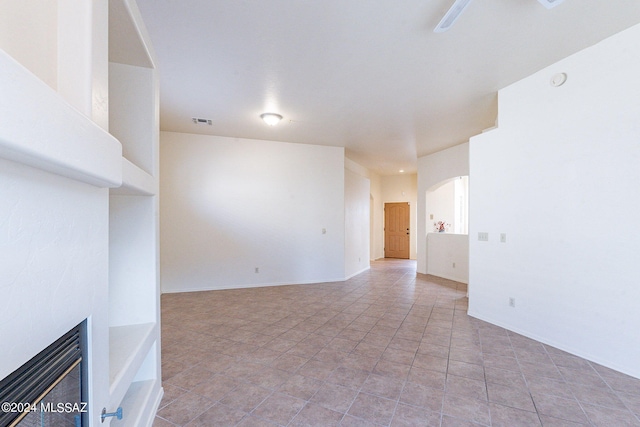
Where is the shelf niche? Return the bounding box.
[107,0,162,425]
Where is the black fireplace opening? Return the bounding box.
[0,321,88,427]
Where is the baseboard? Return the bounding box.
[162,275,355,294]
[467,310,640,380]
[344,266,370,280]
[425,271,468,284]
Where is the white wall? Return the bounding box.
[0,1,109,126]
[160,132,346,292]
[0,0,58,90]
[426,233,469,283]
[453,176,469,234]
[0,158,111,398]
[344,168,370,278]
[469,24,640,379]
[417,143,469,273]
[425,179,455,232]
[345,157,383,261]
[381,174,418,259]
[369,172,383,260]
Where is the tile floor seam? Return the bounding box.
[477,328,497,427]
[154,415,179,426]
[556,369,596,426]
[515,340,594,427]
[389,296,430,424]
[588,360,640,421]
[340,369,385,426]
[507,331,568,425]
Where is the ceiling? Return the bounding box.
[135,0,640,175]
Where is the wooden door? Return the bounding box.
[384,202,410,259]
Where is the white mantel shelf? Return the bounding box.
[111,157,157,196]
[0,50,122,188]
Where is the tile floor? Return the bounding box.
[154,259,640,426]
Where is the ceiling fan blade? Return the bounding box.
[537,0,565,9]
[434,0,564,34]
[434,0,473,33]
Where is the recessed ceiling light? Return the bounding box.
[399,169,405,173]
[260,113,283,126]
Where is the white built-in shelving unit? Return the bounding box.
[107,0,162,425]
[0,0,162,424]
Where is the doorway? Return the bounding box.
[384,202,410,259]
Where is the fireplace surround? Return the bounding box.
[0,322,87,427]
[1,1,162,424]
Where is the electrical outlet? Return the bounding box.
[255,267,259,273]
[509,297,515,308]
[452,262,456,268]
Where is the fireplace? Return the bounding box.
[0,322,87,427]
[1,7,162,423]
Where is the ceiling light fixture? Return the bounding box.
[260,113,283,126]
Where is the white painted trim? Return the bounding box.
[161,271,371,294]
[142,387,164,427]
[345,266,371,280]
[427,273,468,284]
[468,310,639,379]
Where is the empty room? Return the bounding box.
[1,1,639,426]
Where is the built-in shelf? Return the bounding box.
[107,0,162,424]
[109,61,156,176]
[2,0,161,425]
[109,0,155,68]
[111,157,157,196]
[109,323,157,407]
[110,380,160,427]
[0,50,121,188]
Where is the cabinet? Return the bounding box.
[107,0,162,425]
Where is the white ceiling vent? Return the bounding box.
[537,0,565,9]
[192,117,212,125]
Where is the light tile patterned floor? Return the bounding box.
[154,259,640,426]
